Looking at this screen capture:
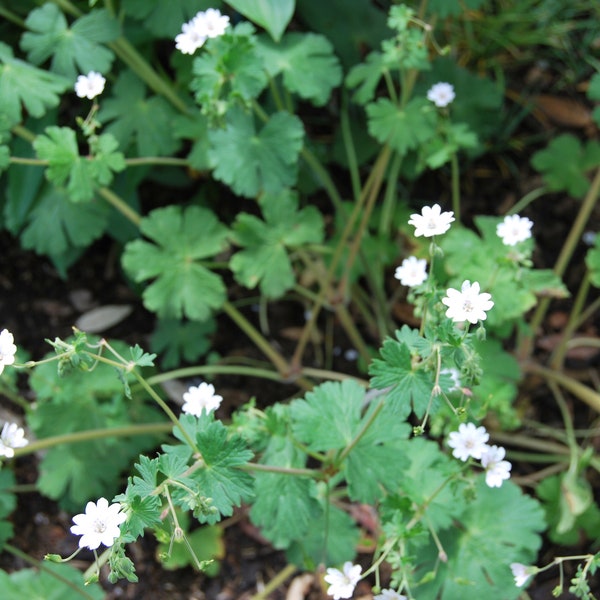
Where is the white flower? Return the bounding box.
[481,445,512,488]
[427,82,455,107]
[510,562,534,587]
[324,562,362,599]
[447,422,489,461]
[175,19,207,54]
[374,590,407,600]
[394,256,428,287]
[70,497,127,550]
[0,329,17,375]
[408,204,455,238]
[74,71,106,100]
[175,8,229,54]
[441,367,461,392]
[182,382,223,417]
[442,280,494,324]
[0,423,28,458]
[197,8,230,38]
[496,214,533,246]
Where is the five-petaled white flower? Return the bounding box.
[324,562,362,599]
[481,445,512,488]
[175,8,230,54]
[496,214,533,246]
[408,204,455,238]
[394,256,428,287]
[510,562,534,587]
[74,71,106,100]
[427,82,455,107]
[70,497,127,550]
[0,329,17,375]
[182,382,223,417]
[374,589,407,600]
[442,280,494,324]
[0,422,28,458]
[447,422,489,462]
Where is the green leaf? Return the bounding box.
[256,32,342,106]
[250,435,322,548]
[346,51,389,105]
[151,317,216,369]
[586,233,600,287]
[225,0,294,42]
[185,419,255,523]
[20,186,109,258]
[191,24,268,117]
[122,205,229,320]
[0,470,16,550]
[412,479,545,600]
[531,134,600,197]
[366,98,436,155]
[208,108,304,198]
[230,189,324,297]
[99,71,181,156]
[0,563,104,600]
[33,126,125,202]
[122,0,218,37]
[21,4,118,79]
[369,337,435,419]
[173,112,211,170]
[0,42,69,125]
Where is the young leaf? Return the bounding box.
[366,98,436,155]
[191,24,267,117]
[208,108,304,198]
[99,71,181,157]
[21,4,118,79]
[122,205,229,321]
[230,189,324,298]
[0,42,69,125]
[33,126,125,202]
[256,32,342,106]
[531,134,600,197]
[186,419,255,523]
[369,337,435,419]
[225,0,294,42]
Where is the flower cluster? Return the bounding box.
[442,280,494,324]
[448,422,512,488]
[0,329,17,375]
[408,203,455,238]
[0,422,28,458]
[182,382,223,417]
[427,82,455,107]
[74,71,106,100]
[70,497,127,550]
[324,562,362,599]
[394,256,428,287]
[175,8,230,54]
[496,214,533,246]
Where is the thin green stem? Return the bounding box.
[337,397,385,464]
[97,187,142,226]
[0,6,27,27]
[341,92,362,202]
[450,153,460,223]
[13,423,171,456]
[301,147,344,213]
[125,157,190,167]
[11,124,37,143]
[524,363,600,413]
[519,166,600,360]
[147,365,284,386]
[550,272,591,370]
[4,544,98,600]
[249,564,297,600]
[334,302,372,365]
[379,150,402,236]
[508,186,548,215]
[9,157,47,166]
[239,462,322,478]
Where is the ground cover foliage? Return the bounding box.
[0,0,600,598]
